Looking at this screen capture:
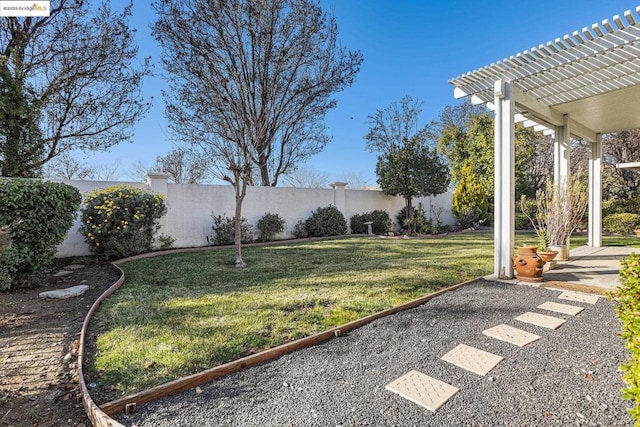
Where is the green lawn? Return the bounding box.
[89,231,640,397]
[90,233,494,395]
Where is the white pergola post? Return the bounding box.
[554,115,571,187]
[493,80,515,279]
[588,134,603,247]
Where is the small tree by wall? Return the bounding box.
[375,135,450,221]
[452,163,488,228]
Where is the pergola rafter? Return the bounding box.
[449,5,640,279]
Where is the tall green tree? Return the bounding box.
[0,1,151,177]
[0,71,42,177]
[437,102,551,207]
[375,135,450,219]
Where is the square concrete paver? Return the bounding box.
[482,324,541,347]
[441,344,503,376]
[515,312,566,329]
[557,291,599,305]
[538,301,584,316]
[385,370,459,412]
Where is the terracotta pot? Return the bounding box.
[513,246,545,282]
[537,250,558,263]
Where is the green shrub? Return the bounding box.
[396,204,430,234]
[603,195,640,217]
[211,214,253,245]
[396,206,419,230]
[0,178,81,289]
[515,213,532,230]
[305,205,347,237]
[80,185,167,259]
[157,233,176,250]
[603,213,640,235]
[350,210,391,234]
[293,220,308,239]
[452,163,489,228]
[613,253,640,422]
[257,212,285,242]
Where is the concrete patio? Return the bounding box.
[525,245,636,291]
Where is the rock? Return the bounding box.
[195,386,203,394]
[387,232,395,236]
[64,264,85,271]
[39,285,89,300]
[53,270,73,277]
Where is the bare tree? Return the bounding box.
[337,171,373,190]
[126,160,153,183]
[93,161,121,181]
[365,96,438,154]
[153,0,362,187]
[154,0,362,266]
[0,0,151,177]
[284,167,330,188]
[42,153,94,180]
[154,148,210,184]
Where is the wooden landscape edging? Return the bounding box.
[98,277,481,417]
[78,263,128,427]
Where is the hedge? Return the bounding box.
[603,213,640,235]
[0,178,81,289]
[306,205,347,237]
[614,253,640,422]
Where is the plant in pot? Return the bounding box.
[521,171,588,261]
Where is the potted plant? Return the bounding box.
[520,171,588,261]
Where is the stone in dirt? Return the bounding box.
[53,270,73,277]
[63,264,85,271]
[39,285,89,300]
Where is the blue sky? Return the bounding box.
[87,0,638,184]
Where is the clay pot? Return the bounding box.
[537,250,558,263]
[513,245,545,282]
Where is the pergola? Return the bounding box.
[449,6,640,279]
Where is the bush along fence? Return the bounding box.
[54,174,455,257]
[0,178,81,290]
[614,253,640,423]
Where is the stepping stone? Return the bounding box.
[64,264,85,271]
[538,301,584,316]
[39,285,89,299]
[441,344,503,376]
[483,324,541,347]
[557,291,599,305]
[385,370,458,412]
[515,312,566,330]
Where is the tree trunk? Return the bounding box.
[406,197,413,219]
[233,172,248,268]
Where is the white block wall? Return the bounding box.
[54,175,455,257]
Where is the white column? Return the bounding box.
[146,172,171,244]
[588,134,603,247]
[331,182,348,228]
[554,115,571,186]
[493,80,515,279]
[554,115,571,253]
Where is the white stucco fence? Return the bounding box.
[55,173,455,257]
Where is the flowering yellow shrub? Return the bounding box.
[79,185,167,259]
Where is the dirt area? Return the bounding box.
[0,261,119,427]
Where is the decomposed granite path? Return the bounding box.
[120,280,632,427]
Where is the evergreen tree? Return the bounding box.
[376,135,450,220]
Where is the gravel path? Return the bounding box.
[120,280,632,426]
